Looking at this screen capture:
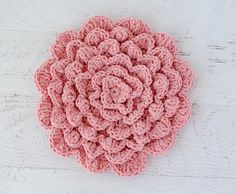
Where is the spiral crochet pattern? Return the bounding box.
[35,16,193,176]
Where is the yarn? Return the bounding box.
[35,16,193,176]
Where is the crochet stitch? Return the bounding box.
[35,16,193,176]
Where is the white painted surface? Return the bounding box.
[0,0,235,193]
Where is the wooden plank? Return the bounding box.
[0,167,234,194]
[0,0,235,193]
[0,30,234,177]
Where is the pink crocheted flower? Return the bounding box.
[35,16,193,176]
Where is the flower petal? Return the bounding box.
[137,54,161,76]
[108,53,133,70]
[75,72,92,95]
[131,65,152,86]
[111,152,147,176]
[148,101,164,122]
[117,18,150,35]
[50,128,74,156]
[79,16,114,39]
[99,136,126,153]
[65,105,82,127]
[50,59,71,81]
[98,38,120,56]
[50,106,70,128]
[162,67,182,96]
[132,33,155,53]
[48,80,63,106]
[34,58,56,93]
[64,61,83,81]
[88,55,108,74]
[105,148,135,164]
[148,47,173,68]
[171,94,191,130]
[77,147,109,173]
[147,116,172,140]
[110,26,133,42]
[85,28,109,46]
[36,95,53,129]
[51,31,81,60]
[164,96,180,117]
[63,128,83,148]
[120,40,142,59]
[123,108,145,125]
[86,111,112,131]
[132,118,151,135]
[99,108,123,122]
[173,59,194,94]
[66,39,86,60]
[152,73,169,100]
[107,123,132,140]
[75,94,91,114]
[82,140,104,160]
[144,131,175,155]
[79,125,97,141]
[76,46,98,64]
[62,81,77,105]
[153,33,177,56]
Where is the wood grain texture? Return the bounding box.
[0,0,235,193]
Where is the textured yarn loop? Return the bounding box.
[35,16,194,176]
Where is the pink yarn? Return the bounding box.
[34,16,193,176]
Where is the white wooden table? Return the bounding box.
[0,0,235,193]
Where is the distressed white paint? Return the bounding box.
[0,0,235,193]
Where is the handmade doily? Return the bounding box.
[34,16,193,176]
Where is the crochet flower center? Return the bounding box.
[35,16,193,176]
